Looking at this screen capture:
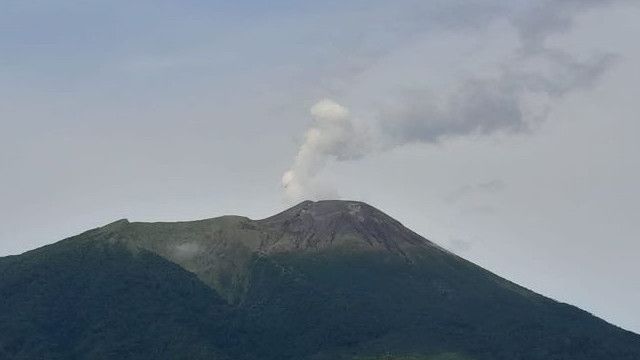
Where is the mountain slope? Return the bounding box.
[0,226,233,360]
[1,200,639,359]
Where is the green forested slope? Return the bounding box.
[0,229,232,359]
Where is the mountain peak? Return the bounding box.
[260,200,387,223]
[256,200,431,256]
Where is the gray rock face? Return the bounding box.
[256,200,433,255]
[106,200,440,301]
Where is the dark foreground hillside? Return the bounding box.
[1,200,639,359]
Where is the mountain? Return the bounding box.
[1,200,639,360]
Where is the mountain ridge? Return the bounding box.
[1,200,639,360]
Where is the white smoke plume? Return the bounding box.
[282,99,369,201]
[282,1,622,202]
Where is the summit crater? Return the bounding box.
[255,200,433,255]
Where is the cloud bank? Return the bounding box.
[282,1,621,202]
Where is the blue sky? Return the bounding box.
[1,0,639,333]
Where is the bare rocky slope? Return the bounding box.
[1,200,639,360]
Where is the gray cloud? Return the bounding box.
[283,1,620,201]
[512,0,623,53]
[382,0,616,145]
[173,242,201,260]
[383,52,613,146]
[445,180,507,204]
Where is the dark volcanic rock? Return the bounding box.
[256,200,432,256]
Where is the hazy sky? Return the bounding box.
[1,1,639,333]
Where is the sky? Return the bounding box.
[1,0,639,333]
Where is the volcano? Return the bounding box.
[1,200,639,359]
